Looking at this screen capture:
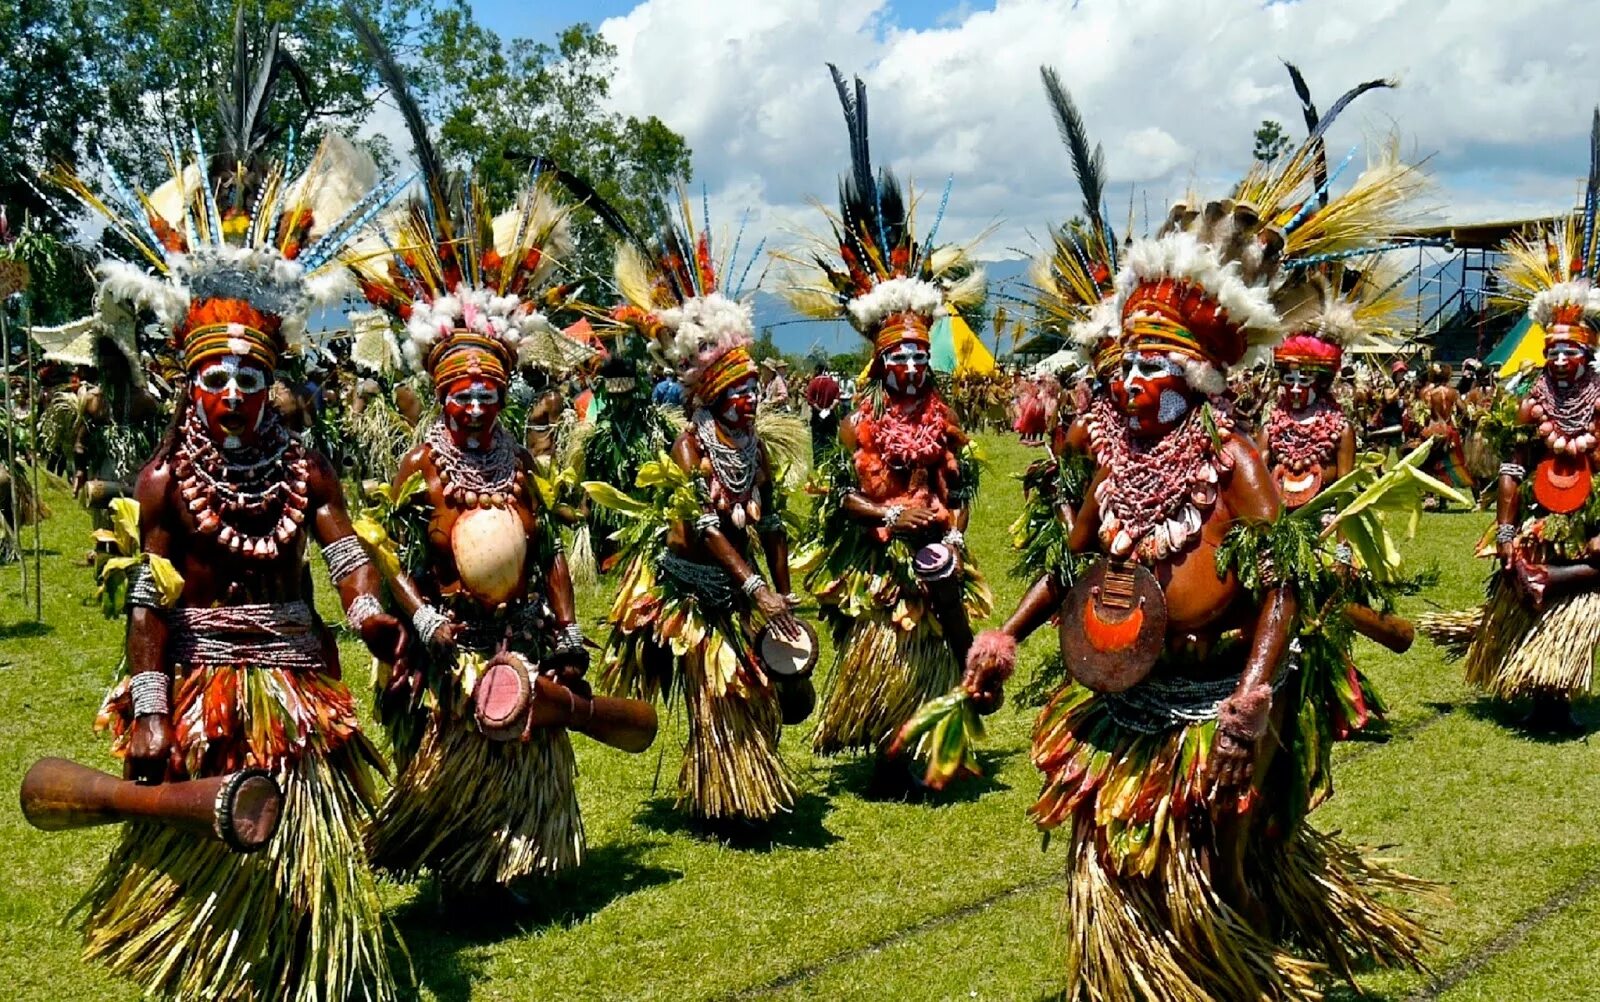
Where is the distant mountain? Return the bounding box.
[757,257,1034,359]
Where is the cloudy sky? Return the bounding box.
[461,0,1597,264]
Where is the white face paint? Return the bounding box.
[1545,343,1591,388]
[720,375,760,428]
[881,341,931,395]
[195,355,269,450]
[1121,353,1191,430]
[444,381,501,448]
[1280,368,1319,410]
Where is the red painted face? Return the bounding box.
[1113,352,1192,438]
[880,339,931,397]
[1545,341,1591,387]
[718,374,760,430]
[192,354,271,450]
[1279,367,1319,411]
[441,376,504,447]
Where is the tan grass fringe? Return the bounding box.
[77,754,399,1002]
[812,612,958,756]
[1060,818,1432,1001]
[1465,579,1600,699]
[680,645,795,822]
[367,716,583,887]
[1417,606,1483,661]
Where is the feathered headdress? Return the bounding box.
[1030,67,1121,378]
[1118,80,1421,394]
[342,7,579,392]
[50,10,406,376]
[606,187,764,404]
[783,65,985,355]
[1496,108,1600,349]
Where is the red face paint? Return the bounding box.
[192,355,271,449]
[1118,353,1191,437]
[718,374,760,430]
[441,376,504,447]
[880,339,931,397]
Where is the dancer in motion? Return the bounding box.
[1461,111,1600,731]
[593,190,810,828]
[52,16,415,997]
[963,128,1436,1000]
[344,18,603,890]
[786,65,990,788]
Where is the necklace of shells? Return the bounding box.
[1086,402,1233,564]
[694,408,762,529]
[426,420,520,508]
[1266,399,1347,473]
[175,410,309,560]
[1526,371,1600,456]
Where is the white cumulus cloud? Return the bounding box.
[592,0,1600,266]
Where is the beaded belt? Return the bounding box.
[657,552,735,607]
[170,601,323,671]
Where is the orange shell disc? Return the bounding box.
[1274,464,1324,510]
[1533,454,1592,514]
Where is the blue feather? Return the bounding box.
[99,153,164,259]
[918,175,954,272]
[1285,145,1358,234]
[192,125,222,244]
[725,209,751,295]
[735,237,766,298]
[300,171,419,272]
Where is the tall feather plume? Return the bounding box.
[1039,66,1107,245]
[344,2,452,241]
[1582,106,1599,280]
[1285,62,1396,210]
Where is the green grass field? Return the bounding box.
[3,432,1599,1001]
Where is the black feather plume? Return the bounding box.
[1308,77,1397,144]
[1282,61,1320,137]
[344,2,451,232]
[1039,66,1107,246]
[516,152,649,258]
[212,7,290,214]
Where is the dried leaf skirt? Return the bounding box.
[1032,673,1430,1001]
[367,652,584,887]
[809,557,991,756]
[1465,577,1600,699]
[601,556,794,822]
[83,662,397,1002]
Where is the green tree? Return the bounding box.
[418,13,693,290]
[749,327,780,363]
[89,0,442,184]
[0,1,102,220]
[1253,119,1291,162]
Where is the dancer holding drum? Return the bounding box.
[591,189,812,830]
[786,66,990,789]
[962,134,1436,999]
[42,21,415,995]
[344,21,653,895]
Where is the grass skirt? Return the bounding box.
[1034,676,1430,1000]
[601,555,795,822]
[1464,577,1600,699]
[84,663,397,1001]
[812,611,962,755]
[367,652,583,887]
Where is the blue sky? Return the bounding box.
[468,0,981,40]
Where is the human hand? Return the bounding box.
[126,713,174,785]
[756,586,802,641]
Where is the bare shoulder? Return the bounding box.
[1221,431,1281,522]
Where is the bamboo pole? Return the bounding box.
[0,306,19,594]
[23,292,40,620]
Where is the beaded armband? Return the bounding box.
[322,534,372,585]
[127,564,166,612]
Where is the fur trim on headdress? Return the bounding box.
[653,292,754,385]
[1530,281,1600,335]
[1118,231,1281,343]
[846,276,945,332]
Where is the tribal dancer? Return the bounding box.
[1463,118,1600,731]
[786,66,989,787]
[593,192,809,828]
[51,23,415,996]
[1260,286,1358,510]
[963,132,1434,999]
[346,22,596,891]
